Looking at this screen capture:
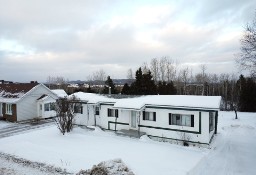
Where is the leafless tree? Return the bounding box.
[166,58,178,82]
[141,62,149,74]
[46,76,67,89]
[54,96,77,135]
[127,68,133,79]
[150,58,160,82]
[179,67,189,95]
[237,12,256,77]
[92,69,107,81]
[159,57,167,81]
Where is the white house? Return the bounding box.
[71,92,221,145]
[0,83,59,122]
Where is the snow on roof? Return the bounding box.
[51,89,68,98]
[113,95,221,110]
[0,83,39,103]
[71,92,117,104]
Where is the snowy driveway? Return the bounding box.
[0,119,54,138]
[191,112,256,175]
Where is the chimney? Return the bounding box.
[108,86,111,96]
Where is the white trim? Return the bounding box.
[6,103,12,115]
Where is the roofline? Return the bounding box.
[17,83,59,103]
[113,104,219,112]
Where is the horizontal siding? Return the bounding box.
[17,85,56,121]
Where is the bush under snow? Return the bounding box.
[76,159,134,175]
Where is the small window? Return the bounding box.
[74,103,83,114]
[95,106,100,115]
[44,103,50,111]
[107,109,118,117]
[209,112,214,132]
[169,113,194,127]
[44,103,55,111]
[143,111,156,121]
[6,104,12,115]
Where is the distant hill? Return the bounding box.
[68,79,135,85]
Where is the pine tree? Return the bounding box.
[103,76,116,94]
[121,83,130,95]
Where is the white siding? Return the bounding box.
[16,84,57,121]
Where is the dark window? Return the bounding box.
[95,106,100,115]
[143,111,156,121]
[209,112,214,132]
[169,113,194,127]
[74,103,83,114]
[108,109,118,117]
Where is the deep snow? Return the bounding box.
[0,112,255,175]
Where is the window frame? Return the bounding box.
[6,103,12,115]
[107,108,118,117]
[209,112,214,132]
[44,103,56,112]
[143,111,156,121]
[169,113,194,127]
[95,106,100,115]
[74,103,83,114]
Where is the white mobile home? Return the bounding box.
[72,92,221,145]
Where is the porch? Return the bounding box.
[116,129,146,138]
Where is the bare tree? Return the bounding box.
[127,68,133,79]
[150,58,159,82]
[54,96,77,135]
[179,67,189,95]
[237,12,256,77]
[46,76,67,89]
[166,58,177,82]
[92,69,107,81]
[141,62,149,74]
[159,57,167,81]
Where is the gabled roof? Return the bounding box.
[0,83,39,103]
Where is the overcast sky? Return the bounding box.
[0,0,255,82]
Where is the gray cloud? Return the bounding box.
[0,0,255,82]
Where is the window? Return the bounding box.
[169,113,194,127]
[44,103,55,111]
[143,111,156,121]
[74,103,83,114]
[209,112,214,132]
[107,109,118,117]
[95,106,100,115]
[6,104,12,115]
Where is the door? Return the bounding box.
[130,111,137,129]
[38,104,43,117]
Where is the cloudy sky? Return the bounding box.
[0,0,255,82]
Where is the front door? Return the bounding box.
[38,104,43,117]
[130,111,137,129]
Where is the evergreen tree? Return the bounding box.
[103,76,116,94]
[121,83,130,95]
[157,81,177,95]
[238,75,256,112]
[130,67,157,95]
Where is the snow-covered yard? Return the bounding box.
[0,112,255,175]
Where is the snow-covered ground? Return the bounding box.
[190,112,256,175]
[0,112,255,175]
